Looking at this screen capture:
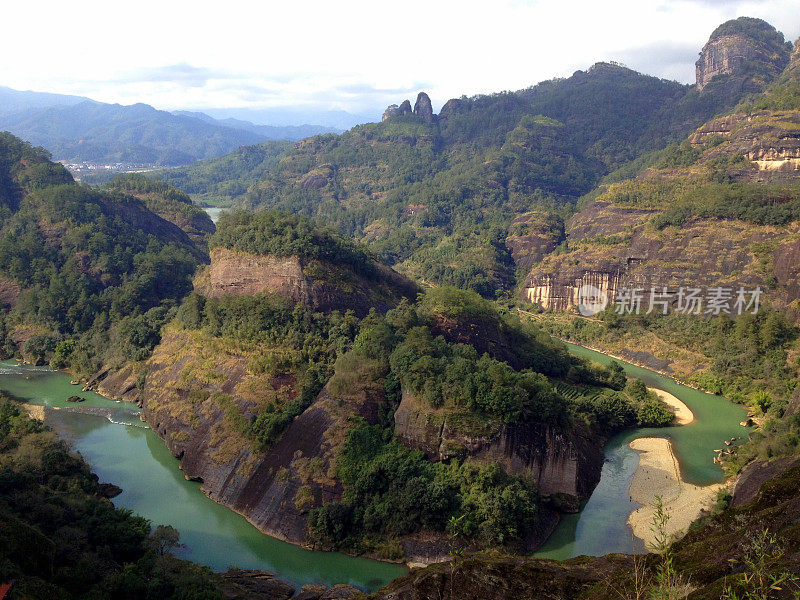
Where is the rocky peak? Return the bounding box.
[438,97,468,120]
[382,93,436,123]
[695,17,791,92]
[413,92,435,123]
[381,99,412,121]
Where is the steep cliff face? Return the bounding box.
[412,92,435,123]
[695,17,791,93]
[382,93,436,123]
[198,247,418,317]
[382,99,413,121]
[138,326,383,545]
[505,212,565,269]
[394,392,603,498]
[689,110,800,175]
[522,200,800,314]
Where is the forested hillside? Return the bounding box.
[0,397,224,599]
[0,133,207,376]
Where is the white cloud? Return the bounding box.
[0,0,797,116]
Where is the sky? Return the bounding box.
[2,0,799,122]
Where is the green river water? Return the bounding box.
[0,360,406,591]
[0,340,746,586]
[534,343,747,559]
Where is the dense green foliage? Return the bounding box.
[155,141,292,206]
[173,283,651,551]
[709,16,790,48]
[295,289,671,552]
[0,398,222,599]
[0,132,72,216]
[106,173,195,203]
[210,210,380,279]
[388,326,566,423]
[0,133,204,375]
[543,306,798,409]
[104,174,216,244]
[158,62,752,298]
[308,422,539,550]
[598,176,800,229]
[650,183,800,229]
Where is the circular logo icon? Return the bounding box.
[577,284,608,316]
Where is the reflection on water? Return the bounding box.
[0,361,405,590]
[534,344,745,559]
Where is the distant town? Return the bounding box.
[60,161,159,182]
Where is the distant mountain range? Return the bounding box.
[0,86,344,166]
[198,107,378,131]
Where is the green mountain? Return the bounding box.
[0,132,207,373]
[154,140,293,207]
[0,95,335,167]
[162,20,792,298]
[3,15,800,600]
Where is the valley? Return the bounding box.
[2,12,800,600]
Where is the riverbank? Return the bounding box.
[628,437,722,547]
[20,402,46,420]
[0,360,407,590]
[559,337,710,392]
[648,388,694,425]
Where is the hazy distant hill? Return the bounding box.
[0,88,339,166]
[0,85,89,117]
[172,110,340,139]
[199,106,376,130]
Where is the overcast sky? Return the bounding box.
[2,0,798,118]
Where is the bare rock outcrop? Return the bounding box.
[520,200,800,316]
[412,92,435,123]
[218,568,295,600]
[394,393,603,499]
[197,247,418,317]
[382,93,436,123]
[695,17,791,93]
[689,110,800,174]
[382,100,413,121]
[139,327,385,546]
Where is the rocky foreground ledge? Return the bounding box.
[218,569,362,600]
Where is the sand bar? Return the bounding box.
[648,387,694,425]
[627,437,721,548]
[20,403,46,421]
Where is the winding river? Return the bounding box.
[0,340,746,585]
[534,343,746,559]
[0,360,406,592]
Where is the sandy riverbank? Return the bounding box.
[627,437,722,548]
[648,388,694,425]
[20,403,46,421]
